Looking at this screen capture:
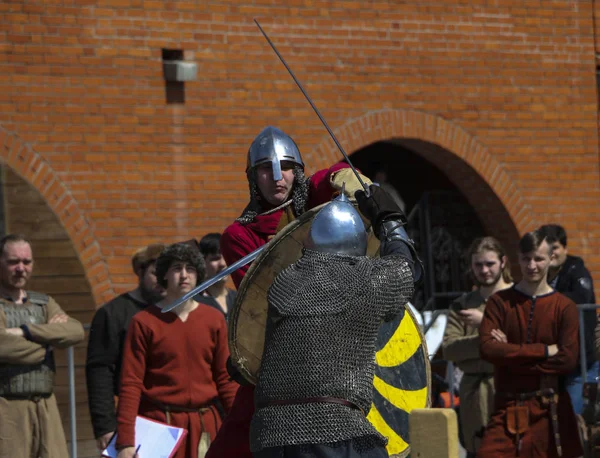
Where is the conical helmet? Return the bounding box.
[247,126,304,181]
[304,188,368,257]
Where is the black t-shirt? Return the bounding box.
[195,289,236,322]
[85,293,148,438]
[551,255,597,369]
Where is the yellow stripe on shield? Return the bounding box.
[368,306,430,457]
[367,404,408,456]
[373,375,429,414]
[375,307,423,368]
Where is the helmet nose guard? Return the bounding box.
[247,126,304,181]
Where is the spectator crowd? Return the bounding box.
[1,125,597,458]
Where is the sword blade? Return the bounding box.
[160,245,266,313]
[254,18,370,197]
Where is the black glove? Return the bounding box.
[355,184,406,237]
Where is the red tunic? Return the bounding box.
[116,304,238,458]
[206,162,348,458]
[477,288,583,458]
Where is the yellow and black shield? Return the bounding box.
[229,203,431,458]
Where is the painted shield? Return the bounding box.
[228,203,431,458]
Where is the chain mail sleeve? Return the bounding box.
[370,256,414,322]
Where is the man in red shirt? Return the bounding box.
[478,231,583,458]
[207,126,367,458]
[116,243,238,458]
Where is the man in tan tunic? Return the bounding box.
[0,234,84,458]
[442,236,513,457]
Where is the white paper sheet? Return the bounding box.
[102,416,187,458]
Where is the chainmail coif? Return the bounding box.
[237,166,309,225]
[250,249,414,452]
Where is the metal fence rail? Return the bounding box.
[67,345,77,458]
[66,323,91,458]
[578,304,599,383]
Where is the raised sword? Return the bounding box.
[162,20,369,313]
[253,18,370,197]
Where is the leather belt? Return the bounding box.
[500,388,562,457]
[142,395,219,458]
[1,393,51,402]
[142,395,221,423]
[257,396,364,415]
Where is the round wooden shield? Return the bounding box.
[228,204,431,458]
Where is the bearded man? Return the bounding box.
[442,236,513,457]
[0,234,85,458]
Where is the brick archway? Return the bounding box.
[0,126,114,305]
[309,109,536,237]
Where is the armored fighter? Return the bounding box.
[206,126,370,458]
[250,184,420,458]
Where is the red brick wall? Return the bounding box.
[1,0,599,296]
[594,0,600,54]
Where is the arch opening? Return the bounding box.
[351,139,521,310]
